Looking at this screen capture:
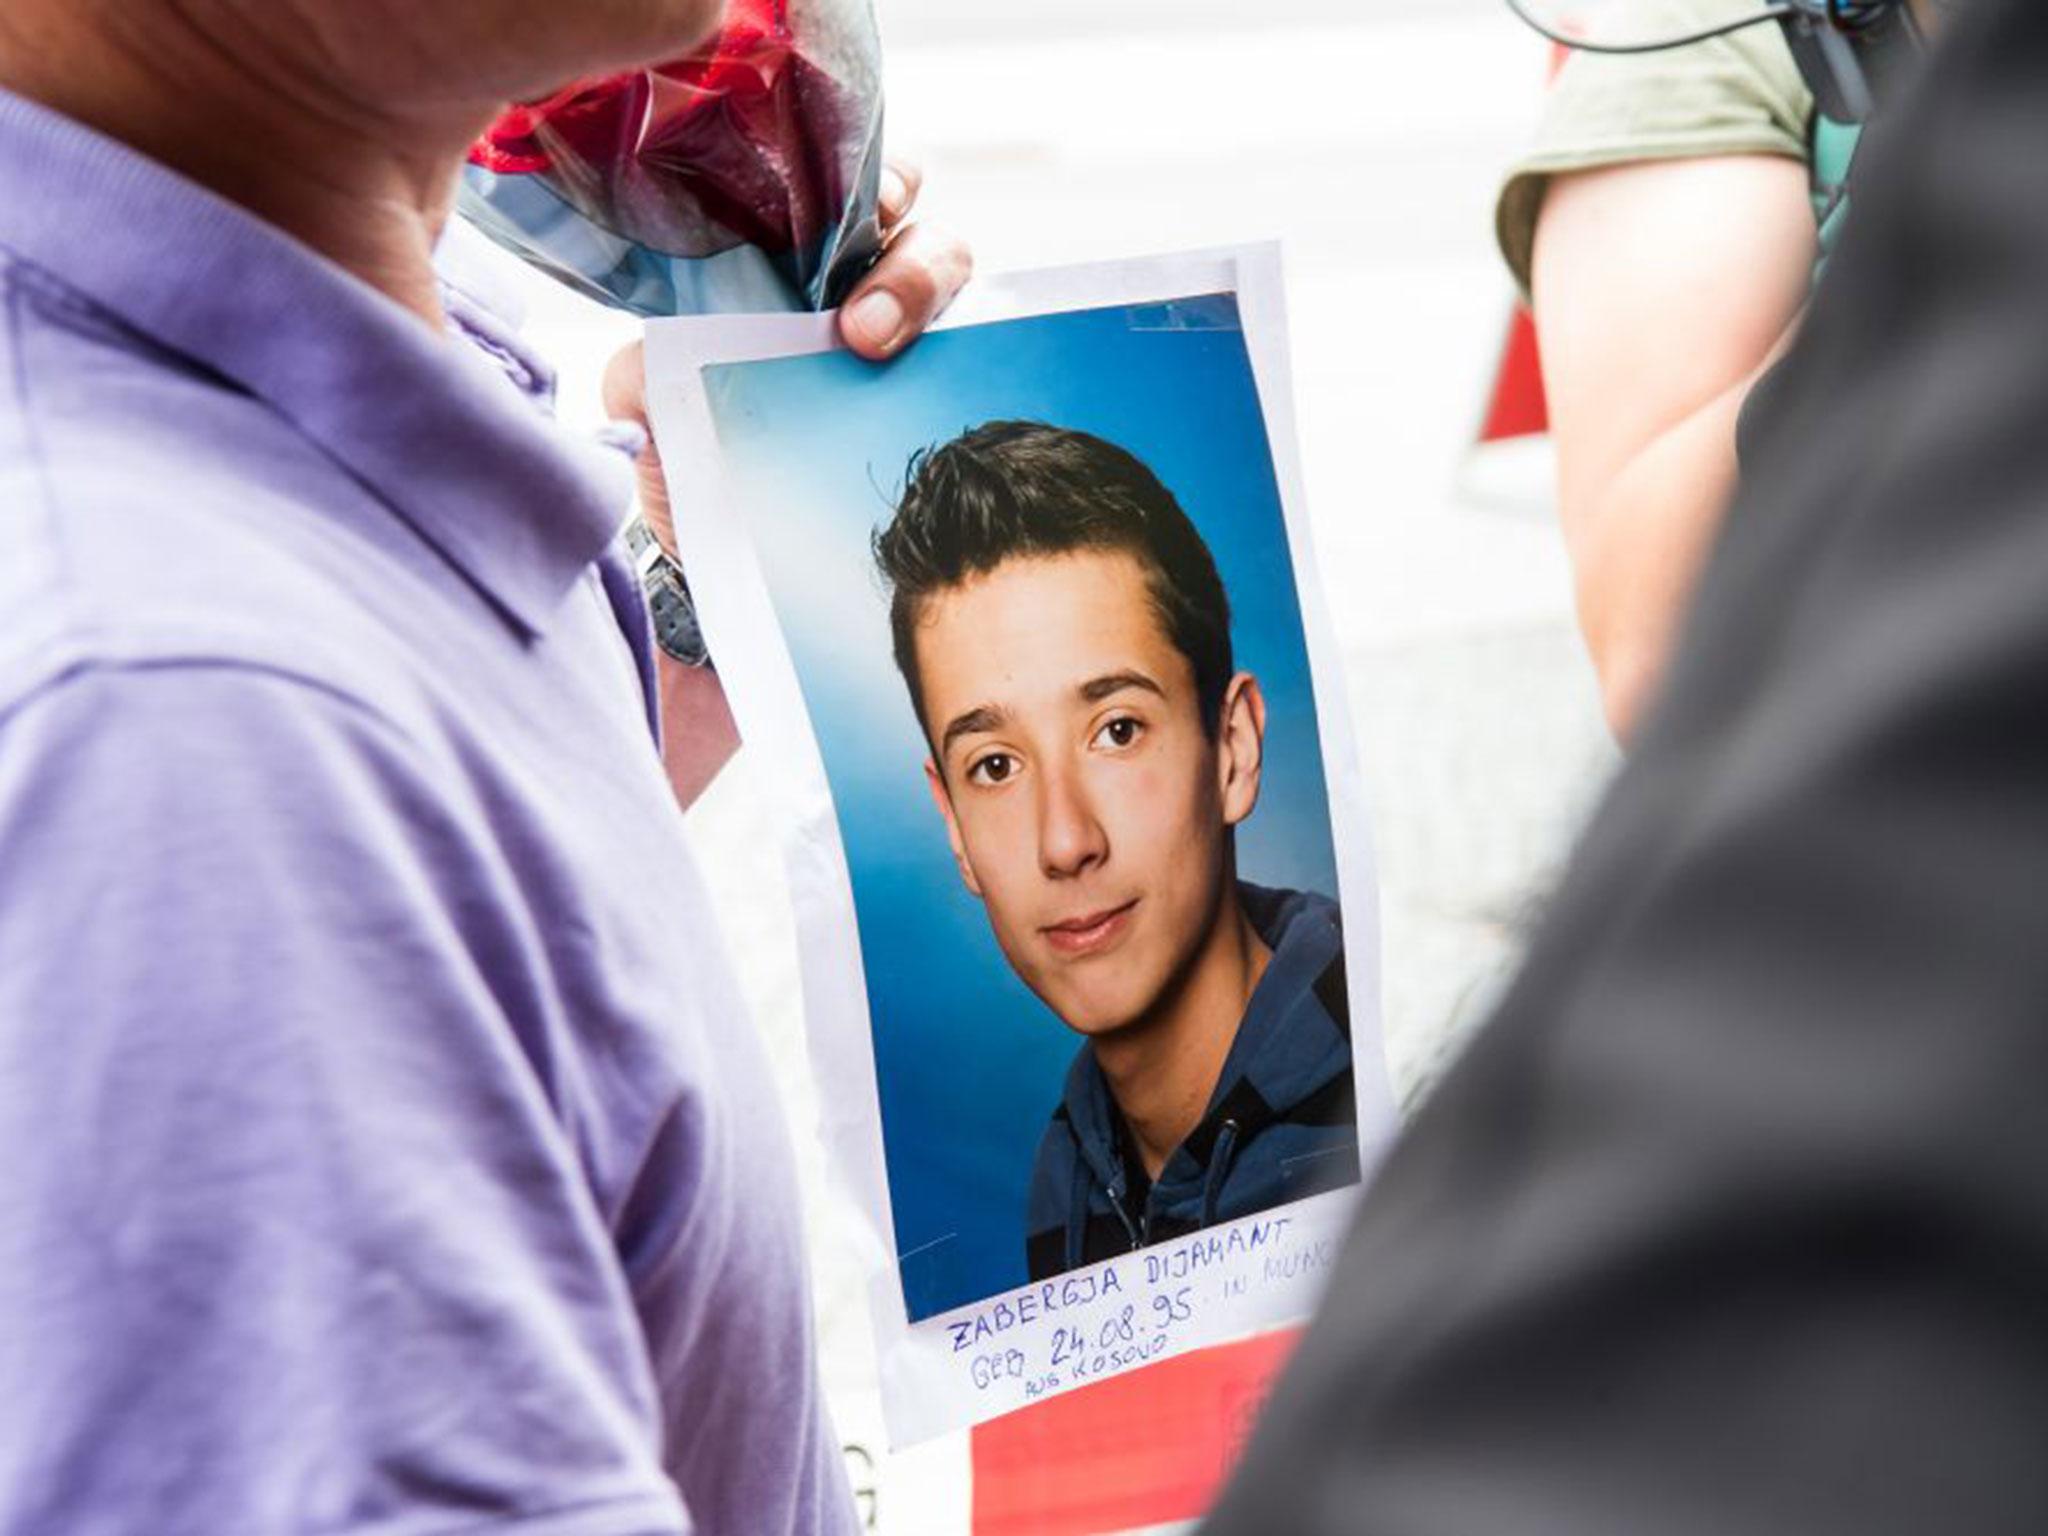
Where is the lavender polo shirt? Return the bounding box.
[0,90,851,1536]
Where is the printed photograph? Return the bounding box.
[701,294,1365,1322]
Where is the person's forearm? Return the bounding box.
[1569,375,1752,741]
[656,655,741,814]
[1530,157,1812,744]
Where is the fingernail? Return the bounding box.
[847,288,906,354]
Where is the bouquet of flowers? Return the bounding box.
[459,0,884,316]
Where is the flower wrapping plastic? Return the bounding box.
[458,0,885,317]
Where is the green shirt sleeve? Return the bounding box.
[1497,0,1815,292]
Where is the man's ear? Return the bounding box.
[1216,673,1266,829]
[925,758,984,898]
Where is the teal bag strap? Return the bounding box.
[1810,115,1863,272]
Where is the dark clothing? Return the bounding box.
[1207,5,2048,1533]
[1026,884,1358,1280]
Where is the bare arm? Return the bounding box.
[1533,153,1814,740]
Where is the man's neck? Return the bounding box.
[1091,886,1272,1183]
[0,8,484,329]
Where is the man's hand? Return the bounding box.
[837,160,974,361]
[603,158,972,812]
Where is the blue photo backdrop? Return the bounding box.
[704,296,1341,1321]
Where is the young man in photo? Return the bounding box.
[873,421,1359,1281]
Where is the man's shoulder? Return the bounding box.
[1495,0,1813,291]
[1025,1055,1093,1214]
[1234,881,1353,1098]
[1532,0,1812,173]
[1024,1095,1085,1282]
[1242,882,1344,971]
[1028,1084,1081,1186]
[1023,1046,1109,1272]
[0,312,452,719]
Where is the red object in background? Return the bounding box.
[970,1330,1303,1536]
[1478,305,1549,444]
[1474,41,1571,447]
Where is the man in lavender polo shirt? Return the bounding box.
[0,2,967,1532]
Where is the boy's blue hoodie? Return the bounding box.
[1025,883,1358,1280]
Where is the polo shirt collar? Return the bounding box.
[0,87,631,640]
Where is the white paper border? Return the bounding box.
[645,247,1390,1446]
